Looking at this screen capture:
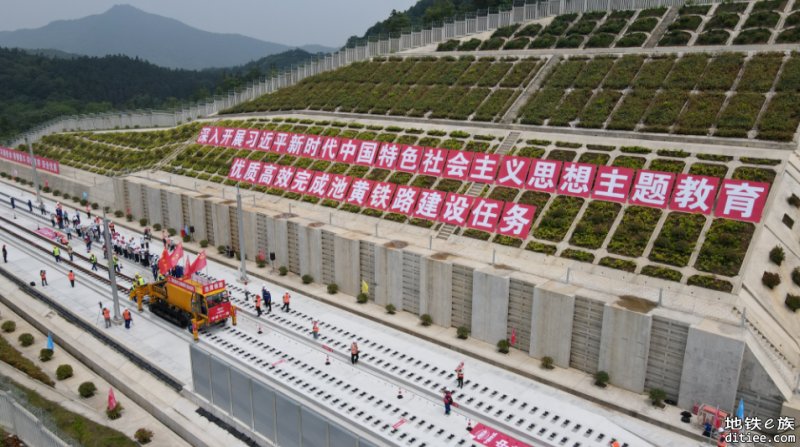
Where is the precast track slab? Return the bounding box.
[0,180,703,447]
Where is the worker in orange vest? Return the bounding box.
[102,307,111,328]
[123,309,132,329]
[255,294,262,317]
[281,292,290,312]
[312,321,320,340]
[456,364,464,389]
[610,440,620,447]
[67,270,75,288]
[350,341,359,365]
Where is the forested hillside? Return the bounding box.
[347,0,513,45]
[0,47,315,142]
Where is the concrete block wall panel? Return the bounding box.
[126,181,143,218]
[187,196,206,242]
[333,233,360,297]
[271,217,289,269]
[678,320,745,411]
[401,246,428,316]
[212,202,232,248]
[111,178,127,212]
[569,294,605,375]
[507,274,539,354]
[598,303,653,393]
[373,243,403,309]
[165,190,184,233]
[372,242,388,305]
[241,209,258,261]
[420,254,453,327]
[470,267,511,345]
[263,213,278,267]
[530,281,577,368]
[736,346,786,421]
[450,258,485,331]
[299,224,323,281]
[644,313,690,402]
[146,188,163,229]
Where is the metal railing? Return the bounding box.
[0,391,70,447]
[8,0,724,147]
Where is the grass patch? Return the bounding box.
[615,32,647,47]
[612,156,646,169]
[0,334,54,386]
[570,201,621,249]
[599,257,637,272]
[689,163,727,178]
[757,93,800,141]
[533,196,584,242]
[649,212,706,267]
[560,249,595,263]
[578,90,622,128]
[687,275,733,292]
[715,92,765,137]
[525,241,557,255]
[607,206,662,257]
[607,89,655,130]
[697,30,731,45]
[659,31,691,46]
[733,28,772,45]
[732,166,776,184]
[694,219,755,277]
[648,159,685,174]
[603,55,646,89]
[628,17,659,33]
[641,265,682,282]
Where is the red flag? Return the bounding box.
[169,242,184,268]
[183,251,207,279]
[510,328,517,346]
[108,387,117,410]
[157,246,171,275]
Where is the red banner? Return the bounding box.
[466,198,504,232]
[0,147,60,174]
[714,179,770,222]
[201,279,226,294]
[496,202,537,238]
[168,276,195,293]
[211,126,772,224]
[470,423,531,447]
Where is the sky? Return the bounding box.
[0,0,418,47]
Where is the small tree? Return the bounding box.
[106,403,124,420]
[456,326,469,340]
[199,239,209,248]
[135,428,153,444]
[497,339,510,354]
[649,388,667,407]
[793,268,800,287]
[327,283,338,294]
[541,356,555,370]
[114,210,124,218]
[39,349,53,362]
[1,321,16,333]
[356,293,369,304]
[302,274,313,284]
[594,371,610,388]
[18,333,34,347]
[167,228,176,237]
[56,364,74,381]
[139,218,148,227]
[786,294,800,312]
[762,271,781,289]
[385,304,396,314]
[770,246,785,265]
[279,266,288,276]
[78,381,97,398]
[152,223,162,231]
[420,314,433,326]
[788,194,800,208]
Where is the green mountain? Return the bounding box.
[0,47,316,143]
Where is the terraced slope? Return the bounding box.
[224,56,543,122]
[25,117,785,292]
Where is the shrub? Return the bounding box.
[135,428,153,444]
[106,403,123,420]
[56,364,73,380]
[18,333,34,347]
[91,202,99,209]
[327,283,338,294]
[357,293,369,304]
[1,321,15,333]
[152,223,162,231]
[649,388,667,407]
[792,268,800,286]
[497,339,510,354]
[279,266,288,276]
[78,381,97,398]
[541,356,555,370]
[385,304,396,314]
[182,235,191,243]
[42,186,51,193]
[52,189,60,196]
[301,274,313,284]
[114,210,124,218]
[788,194,800,208]
[139,218,148,226]
[217,245,226,254]
[594,371,609,387]
[770,246,785,265]
[39,348,53,362]
[256,259,266,268]
[762,271,781,289]
[420,314,433,326]
[786,294,800,312]
[167,228,176,237]
[456,326,469,339]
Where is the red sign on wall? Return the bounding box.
[0,147,61,174]
[669,174,720,215]
[202,280,226,295]
[714,179,770,223]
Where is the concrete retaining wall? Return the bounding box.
[0,168,778,417]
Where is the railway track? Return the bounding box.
[0,185,647,447]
